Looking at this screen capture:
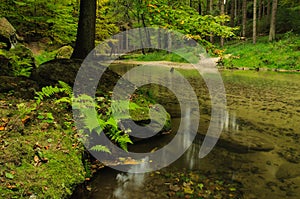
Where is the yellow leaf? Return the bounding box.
[183,186,194,194]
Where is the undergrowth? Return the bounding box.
[222,32,300,70]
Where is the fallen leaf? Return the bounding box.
[183,186,194,194]
[169,184,181,192]
[21,115,30,124]
[5,172,14,179]
[34,155,39,163]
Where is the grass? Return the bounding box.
[123,48,201,64]
[121,32,300,71]
[222,32,300,70]
[35,50,58,66]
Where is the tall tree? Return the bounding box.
[242,0,247,37]
[220,0,225,47]
[71,0,97,59]
[269,0,278,41]
[253,0,257,44]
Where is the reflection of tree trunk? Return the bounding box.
[242,0,247,37]
[253,0,257,44]
[71,0,96,59]
[269,0,278,41]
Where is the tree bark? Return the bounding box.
[267,0,271,18]
[71,0,96,59]
[209,0,214,43]
[242,0,247,37]
[230,0,235,27]
[269,0,278,41]
[220,0,225,47]
[253,0,257,44]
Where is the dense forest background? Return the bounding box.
[1,0,299,51]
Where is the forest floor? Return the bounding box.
[0,94,89,198]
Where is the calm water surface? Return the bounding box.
[72,64,300,199]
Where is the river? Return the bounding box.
[71,63,300,199]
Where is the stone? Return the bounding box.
[0,44,36,77]
[55,46,73,59]
[276,163,300,179]
[0,17,17,50]
[0,76,39,99]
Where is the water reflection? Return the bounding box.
[113,157,150,199]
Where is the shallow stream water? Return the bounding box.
[71,64,300,199]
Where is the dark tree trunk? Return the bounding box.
[253,0,257,44]
[230,0,235,27]
[71,0,96,59]
[242,0,247,37]
[269,0,278,41]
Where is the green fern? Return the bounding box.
[35,81,73,105]
[90,145,111,153]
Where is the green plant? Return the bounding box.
[35,81,72,105]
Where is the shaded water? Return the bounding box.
[72,64,300,199]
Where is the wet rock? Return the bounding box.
[55,45,73,59]
[0,76,39,99]
[217,132,275,153]
[278,147,300,163]
[276,163,300,179]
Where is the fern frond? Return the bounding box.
[58,81,73,97]
[90,145,111,153]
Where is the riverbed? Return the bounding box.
[71,63,300,199]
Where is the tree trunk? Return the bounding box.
[267,0,271,18]
[230,0,235,27]
[258,0,262,19]
[242,0,247,37]
[269,0,278,41]
[71,0,96,59]
[220,0,225,47]
[198,0,202,15]
[209,0,214,43]
[253,0,257,44]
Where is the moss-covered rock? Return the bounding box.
[55,45,73,59]
[0,76,38,98]
[0,44,35,77]
[0,17,16,50]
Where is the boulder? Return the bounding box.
[34,58,132,94]
[0,76,39,99]
[55,46,73,59]
[0,17,17,50]
[0,44,36,77]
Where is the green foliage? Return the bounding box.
[35,81,72,104]
[222,33,300,70]
[34,50,57,66]
[95,0,119,43]
[134,48,200,63]
[1,0,78,45]
[73,95,135,152]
